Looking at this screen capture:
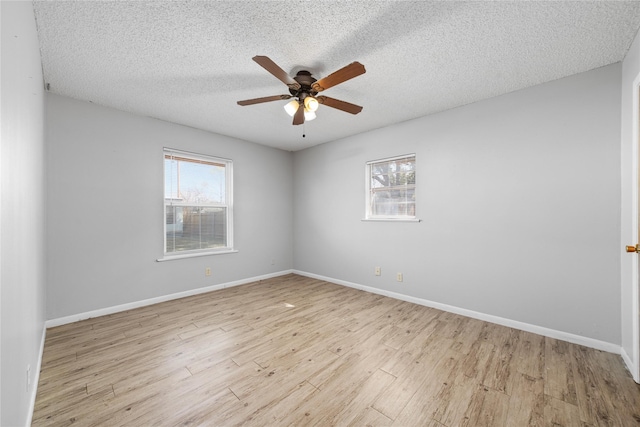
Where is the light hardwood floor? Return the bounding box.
[33,274,640,426]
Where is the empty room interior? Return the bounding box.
[5,1,640,426]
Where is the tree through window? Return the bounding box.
[366,154,416,219]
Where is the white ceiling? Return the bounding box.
[33,1,640,152]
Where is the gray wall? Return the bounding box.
[293,64,622,345]
[620,25,640,367]
[46,94,293,319]
[1,2,47,426]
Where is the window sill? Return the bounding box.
[361,218,421,222]
[156,249,238,262]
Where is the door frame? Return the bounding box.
[626,72,640,383]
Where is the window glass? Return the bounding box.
[164,149,233,255]
[366,154,416,219]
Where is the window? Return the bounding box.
[164,148,233,256]
[365,154,416,220]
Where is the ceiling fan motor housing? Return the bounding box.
[290,70,318,99]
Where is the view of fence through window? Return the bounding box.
[368,155,416,218]
[164,150,231,253]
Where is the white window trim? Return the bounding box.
[156,249,238,262]
[159,148,235,261]
[364,153,419,222]
[361,218,421,222]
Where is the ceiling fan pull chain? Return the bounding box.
[302,122,306,138]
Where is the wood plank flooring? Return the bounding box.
[32,274,640,426]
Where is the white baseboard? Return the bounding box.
[621,347,639,382]
[45,270,293,328]
[26,324,46,427]
[293,270,622,355]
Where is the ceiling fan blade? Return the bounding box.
[237,94,291,106]
[252,56,301,90]
[311,62,366,92]
[292,101,305,125]
[316,96,363,114]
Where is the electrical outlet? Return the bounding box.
[375,266,381,276]
[205,267,211,277]
[397,273,403,282]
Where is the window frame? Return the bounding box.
[364,153,418,222]
[161,148,235,260]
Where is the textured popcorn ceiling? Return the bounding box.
[33,1,640,151]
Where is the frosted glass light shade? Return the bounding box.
[304,111,316,121]
[304,96,319,112]
[284,100,299,116]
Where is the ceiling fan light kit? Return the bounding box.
[304,110,316,121]
[304,96,319,112]
[284,99,299,116]
[284,97,319,121]
[237,55,366,126]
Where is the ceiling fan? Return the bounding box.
[237,56,366,126]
